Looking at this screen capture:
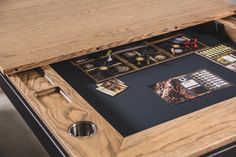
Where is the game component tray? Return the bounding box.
[72,34,207,83]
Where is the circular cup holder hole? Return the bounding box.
[68,121,97,138]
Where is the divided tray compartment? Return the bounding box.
[18,68,54,92]
[17,68,72,107]
[35,86,72,109]
[71,33,209,83]
[15,67,74,113]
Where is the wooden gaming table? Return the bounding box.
[0,1,236,157]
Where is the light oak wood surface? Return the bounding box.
[118,97,236,157]
[9,66,123,157]
[9,66,236,157]
[0,0,235,74]
[217,15,236,43]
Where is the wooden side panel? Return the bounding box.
[217,15,236,43]
[118,97,236,157]
[9,66,123,157]
[0,0,235,74]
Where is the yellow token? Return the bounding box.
[99,66,109,71]
[172,44,180,48]
[136,56,144,61]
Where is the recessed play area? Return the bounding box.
[51,25,236,136]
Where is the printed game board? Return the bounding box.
[75,56,134,83]
[154,35,206,56]
[72,34,207,83]
[152,69,232,105]
[116,46,169,68]
[197,45,236,72]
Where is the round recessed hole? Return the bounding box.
[68,121,97,138]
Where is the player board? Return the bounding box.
[151,69,232,105]
[197,45,236,72]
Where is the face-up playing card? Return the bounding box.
[152,77,198,104]
[96,78,128,96]
[152,69,232,105]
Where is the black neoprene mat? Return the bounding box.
[51,25,236,137]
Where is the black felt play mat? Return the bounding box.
[51,26,236,137]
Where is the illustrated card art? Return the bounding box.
[96,78,128,96]
[152,69,232,105]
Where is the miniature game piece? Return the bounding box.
[193,38,198,48]
[106,50,113,62]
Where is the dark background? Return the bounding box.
[52,24,236,137]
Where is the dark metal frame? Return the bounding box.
[0,72,69,157]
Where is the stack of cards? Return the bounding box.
[197,45,236,72]
[152,69,232,105]
[96,78,128,96]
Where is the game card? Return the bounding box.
[197,45,236,72]
[152,69,232,105]
[96,78,128,96]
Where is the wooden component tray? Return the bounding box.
[72,34,208,83]
[9,66,122,157]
